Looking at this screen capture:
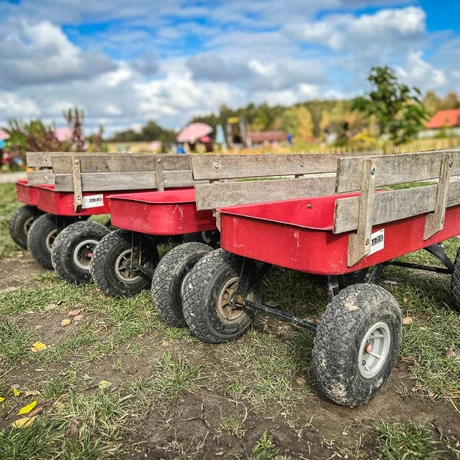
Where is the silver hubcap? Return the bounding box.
[358,322,391,379]
[45,229,58,253]
[217,275,253,322]
[115,249,141,282]
[73,239,98,270]
[23,216,34,235]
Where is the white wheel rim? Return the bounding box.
[73,239,99,270]
[23,216,34,235]
[45,229,58,252]
[115,248,141,282]
[217,275,253,322]
[358,322,391,379]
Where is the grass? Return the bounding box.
[1,183,460,458]
[375,421,459,459]
[0,184,23,259]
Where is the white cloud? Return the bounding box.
[0,19,115,88]
[285,6,426,52]
[0,92,41,118]
[397,52,447,89]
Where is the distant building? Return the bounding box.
[419,109,460,138]
[247,130,286,146]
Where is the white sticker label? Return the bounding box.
[369,229,384,255]
[81,194,104,209]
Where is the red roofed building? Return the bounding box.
[247,130,286,146]
[420,109,460,138]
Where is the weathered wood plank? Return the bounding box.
[26,151,98,168]
[195,176,336,210]
[336,150,460,193]
[334,180,460,234]
[53,170,196,192]
[26,170,55,185]
[347,159,377,267]
[192,152,378,180]
[52,153,190,174]
[424,153,453,239]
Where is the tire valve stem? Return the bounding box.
[362,360,366,366]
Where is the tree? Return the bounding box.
[280,106,314,141]
[423,90,442,116]
[5,106,102,155]
[441,91,460,110]
[351,66,428,145]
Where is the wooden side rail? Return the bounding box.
[51,153,196,195]
[334,150,460,266]
[192,153,378,211]
[26,151,105,186]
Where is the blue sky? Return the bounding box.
[0,0,459,134]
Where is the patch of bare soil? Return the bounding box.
[0,251,45,292]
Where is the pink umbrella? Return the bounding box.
[177,123,213,143]
[0,128,10,141]
[149,141,162,151]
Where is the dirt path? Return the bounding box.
[1,255,459,459]
[0,251,46,293]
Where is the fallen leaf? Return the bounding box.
[68,309,81,317]
[0,397,5,403]
[24,390,41,397]
[73,315,83,321]
[18,400,37,415]
[12,387,21,397]
[28,405,44,417]
[98,380,112,390]
[12,416,36,428]
[66,418,80,439]
[61,319,72,327]
[402,317,413,325]
[296,377,306,386]
[54,401,66,411]
[403,298,408,303]
[31,342,47,352]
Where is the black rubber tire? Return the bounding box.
[338,268,369,289]
[51,221,110,285]
[182,249,259,343]
[312,284,402,406]
[183,230,220,248]
[8,205,42,250]
[451,248,460,312]
[90,229,159,298]
[27,213,59,269]
[151,242,214,327]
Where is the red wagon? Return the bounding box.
[151,151,460,407]
[17,153,208,292]
[90,188,218,298]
